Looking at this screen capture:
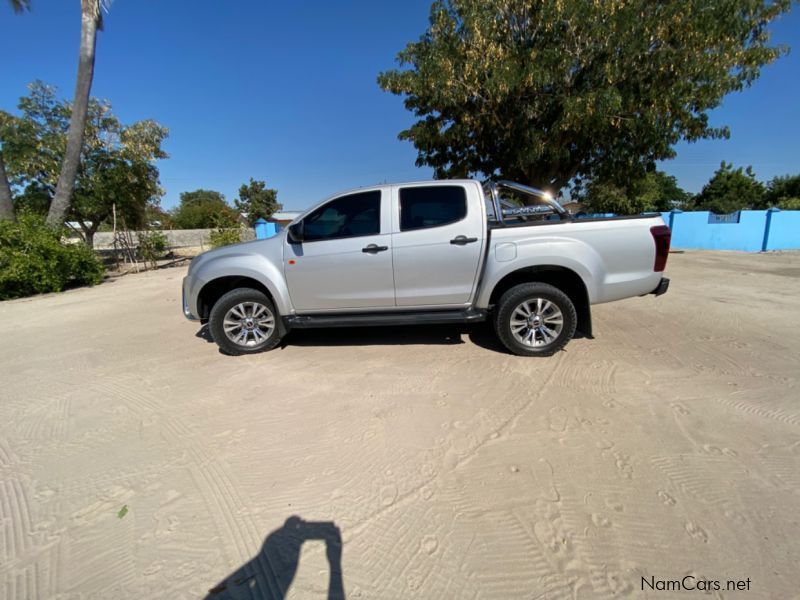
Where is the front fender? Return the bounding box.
[192,252,292,315]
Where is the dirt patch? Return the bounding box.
[1,250,798,598]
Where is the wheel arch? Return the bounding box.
[487,266,592,337]
[197,276,276,321]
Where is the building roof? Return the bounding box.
[269,211,302,221]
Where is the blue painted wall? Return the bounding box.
[254,219,277,239]
[669,211,767,251]
[765,211,800,251]
[658,209,800,251]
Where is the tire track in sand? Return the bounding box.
[344,353,567,542]
[91,379,283,598]
[0,457,38,599]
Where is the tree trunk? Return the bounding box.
[0,151,15,222]
[46,4,99,227]
[84,226,96,248]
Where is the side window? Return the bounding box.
[400,186,467,231]
[303,191,381,241]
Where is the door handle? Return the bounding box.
[362,244,389,254]
[450,235,478,245]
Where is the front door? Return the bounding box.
[284,190,395,311]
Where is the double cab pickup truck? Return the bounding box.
[182,180,670,356]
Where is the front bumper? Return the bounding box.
[650,277,670,296]
[182,276,200,321]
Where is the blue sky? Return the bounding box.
[2,1,798,210]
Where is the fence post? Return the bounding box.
[761,207,780,252]
[668,209,682,231]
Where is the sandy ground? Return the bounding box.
[1,251,798,600]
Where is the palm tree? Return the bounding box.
[0,153,14,222]
[2,0,108,225]
[0,0,31,221]
[7,0,29,12]
[46,0,109,227]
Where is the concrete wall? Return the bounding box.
[93,228,255,250]
[661,210,799,252]
[765,211,800,251]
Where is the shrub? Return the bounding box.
[0,213,104,300]
[209,227,242,249]
[778,197,800,210]
[138,229,169,267]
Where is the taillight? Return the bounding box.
[650,225,671,272]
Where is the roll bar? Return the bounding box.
[483,180,569,225]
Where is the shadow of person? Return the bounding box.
[205,516,344,600]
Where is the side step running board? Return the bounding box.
[284,309,487,330]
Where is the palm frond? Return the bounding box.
[81,0,112,20]
[9,0,32,14]
[81,0,111,29]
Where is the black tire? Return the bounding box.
[209,288,283,355]
[494,283,577,356]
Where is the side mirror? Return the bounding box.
[287,221,304,244]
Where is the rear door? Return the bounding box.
[284,189,395,311]
[391,183,484,307]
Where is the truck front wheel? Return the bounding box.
[209,288,283,355]
[494,283,577,356]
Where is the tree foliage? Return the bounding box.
[234,178,281,226]
[137,229,168,268]
[578,170,689,215]
[378,0,791,193]
[692,162,765,214]
[765,174,800,208]
[0,82,168,245]
[209,227,242,248]
[170,189,238,229]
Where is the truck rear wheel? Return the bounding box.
[494,283,577,356]
[209,288,283,355]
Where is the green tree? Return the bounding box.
[579,170,689,215]
[634,172,690,212]
[378,0,791,193]
[579,181,635,215]
[777,198,800,210]
[234,178,281,226]
[145,202,174,228]
[764,174,800,208]
[1,82,168,246]
[171,189,238,229]
[693,162,765,214]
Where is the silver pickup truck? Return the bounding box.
[182,180,670,356]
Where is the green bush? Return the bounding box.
[778,197,800,210]
[0,213,105,300]
[138,229,169,267]
[209,227,241,249]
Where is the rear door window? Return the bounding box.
[399,186,467,231]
